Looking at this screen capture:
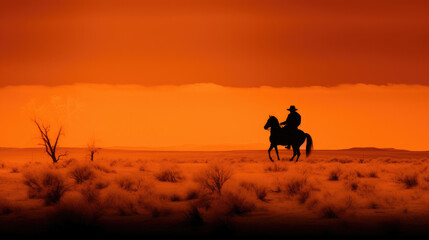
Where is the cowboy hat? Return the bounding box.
[287,105,297,111]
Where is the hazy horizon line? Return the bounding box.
[1,82,428,90]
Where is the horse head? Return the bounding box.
[264,115,279,130]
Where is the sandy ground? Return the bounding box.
[0,147,428,237]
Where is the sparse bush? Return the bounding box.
[0,198,17,215]
[265,163,288,172]
[70,165,94,184]
[185,188,200,200]
[328,167,342,181]
[116,176,142,192]
[94,178,110,190]
[367,170,378,178]
[397,172,418,188]
[103,188,139,216]
[155,166,184,182]
[10,167,19,173]
[240,182,268,201]
[92,163,115,173]
[345,179,359,191]
[221,191,256,216]
[184,204,204,226]
[50,193,104,231]
[319,205,339,218]
[170,193,181,201]
[79,184,100,203]
[23,170,68,205]
[194,163,233,194]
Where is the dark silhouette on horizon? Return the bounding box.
[264,106,313,162]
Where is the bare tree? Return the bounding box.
[87,139,99,161]
[34,120,66,163]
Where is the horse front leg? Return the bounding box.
[274,145,280,161]
[268,145,274,162]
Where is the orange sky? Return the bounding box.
[0,1,428,150]
[0,84,428,150]
[0,0,428,87]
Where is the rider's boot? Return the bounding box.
[285,145,291,149]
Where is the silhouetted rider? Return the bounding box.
[280,105,301,149]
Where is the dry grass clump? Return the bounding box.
[138,195,172,218]
[92,163,115,173]
[49,192,104,231]
[10,167,19,173]
[397,172,419,188]
[103,188,139,216]
[283,176,312,203]
[23,169,68,205]
[155,166,184,183]
[219,191,256,216]
[328,166,342,181]
[318,204,339,218]
[265,163,288,172]
[94,178,110,190]
[79,184,101,203]
[185,188,200,200]
[70,164,95,184]
[184,204,204,226]
[0,198,18,215]
[194,163,233,194]
[240,181,268,201]
[116,176,146,192]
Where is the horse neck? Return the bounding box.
[270,123,281,132]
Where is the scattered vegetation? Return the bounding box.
[70,165,95,184]
[194,163,233,194]
[155,166,184,182]
[23,170,68,205]
[397,172,419,188]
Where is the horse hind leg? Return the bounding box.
[295,148,301,162]
[289,150,296,162]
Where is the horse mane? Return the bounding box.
[270,116,280,125]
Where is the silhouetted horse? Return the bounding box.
[264,115,313,162]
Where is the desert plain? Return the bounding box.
[0,147,429,237]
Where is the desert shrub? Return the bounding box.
[79,184,101,203]
[70,165,94,184]
[367,170,378,178]
[103,188,139,216]
[23,170,68,205]
[240,182,268,201]
[155,166,184,182]
[184,204,204,226]
[397,172,418,188]
[0,198,17,215]
[194,163,233,194]
[116,176,147,192]
[10,167,19,173]
[284,176,308,197]
[221,191,256,216]
[265,163,288,172]
[170,193,181,202]
[92,163,115,173]
[319,204,339,218]
[94,178,110,190]
[344,179,359,191]
[356,181,376,196]
[49,193,104,232]
[185,188,200,200]
[328,167,342,181]
[139,196,172,217]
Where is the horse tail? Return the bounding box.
[305,133,313,157]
